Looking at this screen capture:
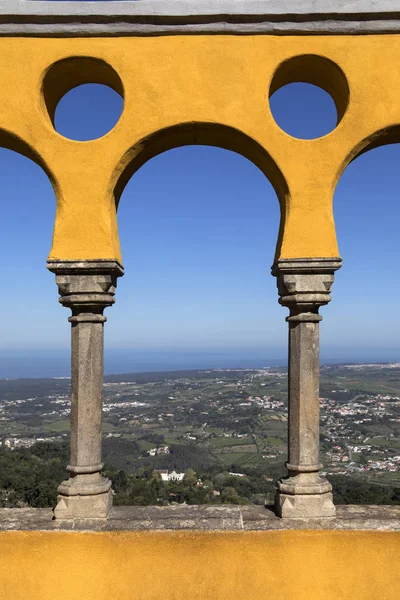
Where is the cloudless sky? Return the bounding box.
[1,81,400,375]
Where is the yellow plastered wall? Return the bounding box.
[1,36,400,262]
[0,530,399,600]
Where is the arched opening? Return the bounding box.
[0,143,62,378]
[0,142,73,508]
[112,123,288,213]
[111,144,284,366]
[102,132,288,503]
[109,123,288,369]
[323,137,400,502]
[332,135,400,362]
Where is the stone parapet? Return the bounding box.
[1,509,398,600]
[0,505,399,531]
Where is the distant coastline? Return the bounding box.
[1,347,400,379]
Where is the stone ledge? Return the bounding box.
[0,505,399,531]
[2,1,400,18]
[2,1,400,36]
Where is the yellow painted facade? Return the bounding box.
[1,36,400,262]
[0,530,398,599]
[1,31,400,596]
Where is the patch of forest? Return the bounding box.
[0,441,398,509]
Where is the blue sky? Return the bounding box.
[1,82,400,375]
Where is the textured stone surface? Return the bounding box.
[273,259,341,518]
[48,261,124,519]
[2,1,400,17]
[53,490,112,520]
[277,492,336,519]
[0,505,399,531]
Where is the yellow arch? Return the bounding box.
[18,34,396,263]
[111,122,289,262]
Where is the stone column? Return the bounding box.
[47,260,124,519]
[272,258,341,518]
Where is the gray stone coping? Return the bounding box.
[0,1,400,36]
[4,1,400,18]
[0,505,399,531]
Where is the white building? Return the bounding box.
[160,470,185,482]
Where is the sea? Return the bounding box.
[1,346,400,379]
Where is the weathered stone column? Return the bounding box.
[272,258,341,518]
[47,260,124,519]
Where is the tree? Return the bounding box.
[221,486,240,504]
[183,468,197,486]
[213,473,226,490]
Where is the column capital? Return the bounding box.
[47,260,124,314]
[272,257,342,321]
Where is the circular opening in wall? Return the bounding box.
[42,57,124,141]
[270,82,337,139]
[54,84,123,141]
[269,55,349,140]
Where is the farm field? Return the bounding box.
[0,363,398,492]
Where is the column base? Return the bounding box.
[276,490,336,519]
[54,472,112,519]
[54,489,112,519]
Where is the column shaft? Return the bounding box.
[288,318,321,471]
[70,314,105,471]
